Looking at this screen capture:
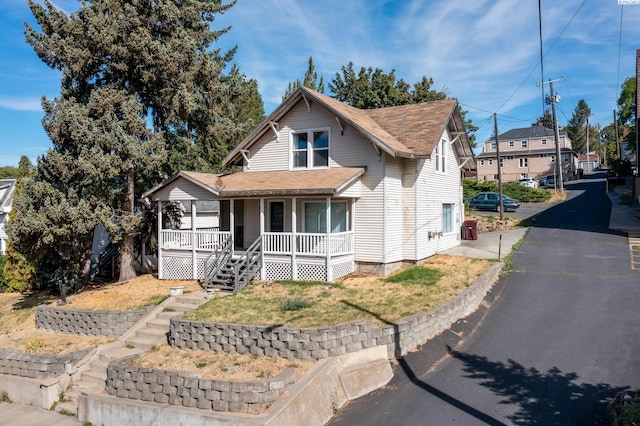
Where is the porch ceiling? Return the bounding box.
[146,168,366,200]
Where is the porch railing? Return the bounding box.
[160,229,232,251]
[263,231,354,256]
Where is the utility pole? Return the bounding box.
[494,113,504,220]
[537,77,565,192]
[586,117,590,173]
[614,110,621,159]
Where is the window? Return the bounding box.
[509,141,514,147]
[480,159,485,166]
[493,174,499,180]
[519,158,528,168]
[292,130,329,169]
[521,140,528,148]
[563,154,569,162]
[435,139,447,173]
[506,155,514,160]
[540,153,548,158]
[269,201,284,232]
[489,159,493,165]
[541,139,547,145]
[442,204,453,234]
[490,143,496,150]
[551,155,556,163]
[499,158,504,168]
[304,201,347,233]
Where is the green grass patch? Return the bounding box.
[383,267,442,286]
[280,298,312,311]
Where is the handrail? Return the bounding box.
[203,234,233,289]
[234,236,262,292]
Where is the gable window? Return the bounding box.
[292,130,329,169]
[521,140,528,148]
[304,201,348,233]
[490,142,496,150]
[519,158,528,168]
[435,138,447,173]
[442,204,454,234]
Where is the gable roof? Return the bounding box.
[497,125,567,140]
[224,87,472,165]
[0,179,16,214]
[143,168,366,200]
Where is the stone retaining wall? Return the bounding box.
[0,347,93,379]
[169,263,502,360]
[35,305,153,338]
[105,355,296,414]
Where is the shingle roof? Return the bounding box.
[144,168,366,200]
[224,87,468,165]
[496,125,567,140]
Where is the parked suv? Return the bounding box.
[540,174,556,189]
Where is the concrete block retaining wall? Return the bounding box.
[169,263,502,360]
[0,347,92,379]
[35,305,153,337]
[105,355,296,414]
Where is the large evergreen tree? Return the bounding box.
[564,99,592,154]
[282,56,325,100]
[10,0,262,287]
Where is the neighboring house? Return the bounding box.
[476,125,577,183]
[578,153,601,171]
[0,179,16,254]
[143,87,475,282]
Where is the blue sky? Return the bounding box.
[1,0,640,167]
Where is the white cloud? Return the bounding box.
[0,98,43,112]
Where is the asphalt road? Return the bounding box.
[329,173,640,425]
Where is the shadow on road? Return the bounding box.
[528,176,625,236]
[449,347,626,425]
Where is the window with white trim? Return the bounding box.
[480,159,485,166]
[499,158,504,168]
[292,130,329,169]
[521,140,528,148]
[541,139,547,145]
[442,204,454,234]
[435,138,447,173]
[509,141,514,147]
[519,158,528,168]
[563,154,569,162]
[304,201,348,233]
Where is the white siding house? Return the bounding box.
[143,87,475,282]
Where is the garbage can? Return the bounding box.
[463,219,478,240]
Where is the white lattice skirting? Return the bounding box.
[161,256,193,280]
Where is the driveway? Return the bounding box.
[330,174,640,425]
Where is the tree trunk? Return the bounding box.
[118,165,137,282]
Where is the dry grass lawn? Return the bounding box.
[0,255,494,381]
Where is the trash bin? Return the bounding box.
[463,219,478,240]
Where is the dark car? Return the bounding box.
[465,192,520,212]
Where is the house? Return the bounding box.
[0,179,16,254]
[476,125,577,183]
[143,87,475,283]
[578,153,601,171]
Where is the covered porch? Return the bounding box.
[144,168,365,283]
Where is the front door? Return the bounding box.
[270,201,284,232]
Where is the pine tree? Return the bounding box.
[14,0,262,286]
[282,57,325,100]
[565,100,592,154]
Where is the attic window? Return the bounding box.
[291,129,329,169]
[435,138,447,174]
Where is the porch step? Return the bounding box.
[80,368,107,386]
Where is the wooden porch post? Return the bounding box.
[259,198,265,280]
[326,197,332,282]
[230,199,235,256]
[291,197,297,280]
[157,201,163,279]
[191,201,197,279]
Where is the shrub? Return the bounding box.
[0,254,6,292]
[280,298,312,311]
[463,178,551,203]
